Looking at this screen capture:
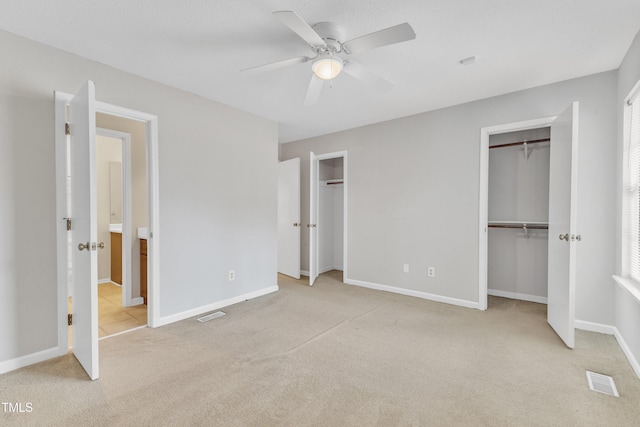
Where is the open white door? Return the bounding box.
[278,158,301,279]
[70,81,100,379]
[309,152,319,286]
[547,101,579,349]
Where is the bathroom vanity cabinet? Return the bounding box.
[110,232,122,285]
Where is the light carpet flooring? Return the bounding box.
[3,270,640,426]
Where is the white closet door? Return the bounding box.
[277,158,301,279]
[547,101,579,349]
[69,81,100,379]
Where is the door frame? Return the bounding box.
[55,93,160,355]
[96,128,139,307]
[478,116,555,311]
[310,151,348,283]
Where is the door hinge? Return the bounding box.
[65,122,70,136]
[68,313,72,326]
[63,217,72,231]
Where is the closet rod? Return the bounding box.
[327,181,344,185]
[488,224,548,230]
[489,138,550,149]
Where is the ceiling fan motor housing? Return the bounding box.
[312,22,346,53]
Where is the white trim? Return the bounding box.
[95,101,160,328]
[573,320,640,379]
[614,327,640,379]
[300,269,310,276]
[131,296,144,306]
[97,278,112,285]
[154,285,279,327]
[99,325,147,340]
[613,275,640,304]
[574,319,616,335]
[319,266,344,274]
[54,91,70,356]
[479,116,556,311]
[0,346,63,375]
[345,278,479,309]
[487,289,548,304]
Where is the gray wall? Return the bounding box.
[0,30,278,364]
[281,70,617,326]
[616,30,640,371]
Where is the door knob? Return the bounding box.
[559,234,569,241]
[78,241,104,251]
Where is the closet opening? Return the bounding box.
[318,157,344,281]
[309,150,348,286]
[487,127,550,308]
[479,103,579,347]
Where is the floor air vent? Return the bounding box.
[197,311,226,322]
[586,371,619,397]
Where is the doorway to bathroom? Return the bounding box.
[55,81,160,380]
[95,127,147,338]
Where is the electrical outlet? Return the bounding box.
[428,267,435,277]
[403,264,409,273]
[228,270,235,281]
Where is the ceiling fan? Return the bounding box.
[241,11,416,105]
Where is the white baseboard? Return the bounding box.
[319,266,344,274]
[0,346,64,375]
[130,297,144,306]
[345,278,479,309]
[574,320,640,379]
[488,289,548,304]
[574,319,616,335]
[155,285,279,327]
[98,278,112,285]
[301,268,344,276]
[614,327,640,379]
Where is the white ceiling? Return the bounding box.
[1,1,639,143]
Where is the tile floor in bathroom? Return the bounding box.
[68,282,147,344]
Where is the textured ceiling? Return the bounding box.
[1,0,639,143]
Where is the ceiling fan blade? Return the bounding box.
[342,23,416,54]
[304,74,324,106]
[273,11,326,48]
[241,56,310,75]
[342,61,395,92]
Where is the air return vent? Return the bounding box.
[197,311,226,322]
[586,371,619,397]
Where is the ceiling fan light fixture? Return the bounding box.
[312,56,343,80]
